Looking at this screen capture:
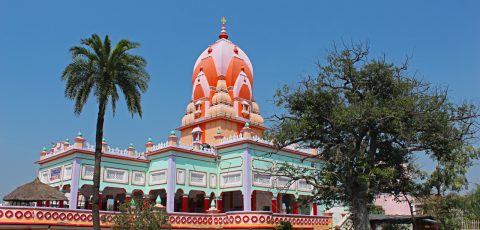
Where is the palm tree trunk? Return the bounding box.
[92,102,106,230]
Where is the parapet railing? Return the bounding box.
[42,142,146,160]
[220,135,314,154]
[0,206,332,229]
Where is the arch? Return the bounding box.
[174,189,184,212]
[191,56,218,86]
[233,71,252,99]
[225,57,253,87]
[238,85,251,100]
[191,72,210,100]
[277,193,296,214]
[188,190,206,213]
[149,189,167,207]
[252,190,272,211]
[222,190,243,212]
[103,187,127,211]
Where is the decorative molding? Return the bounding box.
[62,164,73,181]
[219,156,243,170]
[252,159,274,171]
[131,171,146,186]
[176,169,186,185]
[209,173,217,189]
[81,164,94,180]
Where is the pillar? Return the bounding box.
[45,201,50,207]
[69,158,81,209]
[312,203,318,215]
[271,198,277,213]
[59,201,64,208]
[251,191,256,211]
[293,201,299,214]
[36,201,42,207]
[204,198,210,212]
[242,148,252,211]
[166,155,176,213]
[217,197,223,212]
[182,196,189,212]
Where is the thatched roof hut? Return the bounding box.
[3,178,68,202]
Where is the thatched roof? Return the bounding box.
[3,178,68,202]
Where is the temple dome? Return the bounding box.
[191,19,253,88]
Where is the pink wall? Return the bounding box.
[374,194,413,215]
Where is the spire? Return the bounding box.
[218,16,228,39]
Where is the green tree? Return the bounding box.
[62,34,149,229]
[112,198,170,230]
[275,221,293,230]
[267,43,479,230]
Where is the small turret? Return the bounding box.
[74,132,85,148]
[145,137,154,152]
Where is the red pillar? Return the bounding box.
[251,191,256,211]
[36,201,42,207]
[204,198,210,212]
[45,201,50,207]
[293,201,299,214]
[271,198,277,213]
[217,198,223,212]
[59,201,64,208]
[312,203,318,215]
[182,196,189,212]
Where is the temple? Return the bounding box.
[0,18,332,229]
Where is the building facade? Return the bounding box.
[0,19,332,229]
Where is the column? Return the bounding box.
[312,203,318,215]
[166,155,176,213]
[251,191,256,211]
[45,201,50,207]
[182,196,189,212]
[271,198,277,213]
[59,201,64,208]
[69,158,81,209]
[204,197,210,212]
[242,148,252,211]
[217,196,223,212]
[292,201,299,214]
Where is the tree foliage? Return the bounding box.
[112,198,170,230]
[421,185,480,229]
[267,43,479,230]
[62,34,149,229]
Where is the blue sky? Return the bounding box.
[0,1,479,198]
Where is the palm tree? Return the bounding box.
[62,34,149,229]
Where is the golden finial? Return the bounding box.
[221,16,227,28]
[219,16,229,39]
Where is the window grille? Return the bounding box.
[150,170,166,185]
[221,172,242,187]
[190,171,206,186]
[253,172,271,187]
[132,171,145,185]
[63,164,72,181]
[104,168,128,183]
[82,165,94,180]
